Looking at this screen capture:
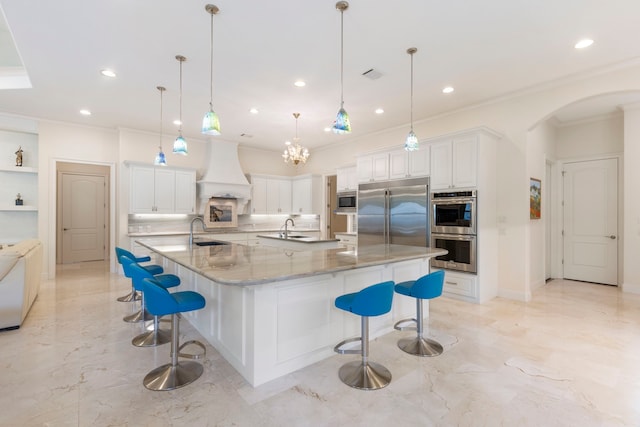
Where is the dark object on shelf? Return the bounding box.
[15,193,23,206]
[15,146,23,167]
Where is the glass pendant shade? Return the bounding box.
[202,4,221,136]
[154,148,167,165]
[173,134,188,155]
[404,130,419,151]
[332,106,351,134]
[202,107,221,135]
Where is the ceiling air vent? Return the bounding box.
[362,68,383,80]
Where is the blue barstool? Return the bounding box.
[393,270,445,357]
[120,255,180,326]
[333,281,394,390]
[141,277,206,391]
[126,261,180,347]
[115,247,164,302]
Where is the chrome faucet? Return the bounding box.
[283,218,295,239]
[189,216,206,246]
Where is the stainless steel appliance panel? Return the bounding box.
[388,184,428,246]
[357,188,387,246]
[431,191,477,235]
[430,233,477,273]
[358,177,429,248]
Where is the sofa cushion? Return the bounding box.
[0,240,41,281]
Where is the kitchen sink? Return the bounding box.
[194,240,229,246]
[284,235,308,239]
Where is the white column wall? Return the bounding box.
[623,105,640,293]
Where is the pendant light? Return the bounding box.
[282,113,310,166]
[202,4,221,135]
[404,47,419,151]
[173,55,188,155]
[332,1,351,134]
[154,86,167,166]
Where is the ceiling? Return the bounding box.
[0,0,640,152]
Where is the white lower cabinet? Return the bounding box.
[436,269,478,302]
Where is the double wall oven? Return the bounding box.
[430,190,477,273]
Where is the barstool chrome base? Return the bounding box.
[398,336,443,357]
[132,329,171,347]
[338,361,391,390]
[123,309,153,323]
[117,290,141,302]
[143,361,203,391]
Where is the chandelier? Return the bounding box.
[282,113,310,165]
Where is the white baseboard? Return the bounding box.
[622,282,640,294]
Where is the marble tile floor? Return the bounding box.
[1,261,639,426]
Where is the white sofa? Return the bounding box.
[0,239,42,330]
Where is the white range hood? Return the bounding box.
[197,140,251,212]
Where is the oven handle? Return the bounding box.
[431,198,476,205]
[431,233,476,241]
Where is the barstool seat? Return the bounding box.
[394,270,445,357]
[115,247,164,302]
[120,255,179,324]
[124,260,180,347]
[141,277,206,391]
[333,281,394,390]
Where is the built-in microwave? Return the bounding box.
[431,233,477,274]
[336,191,357,214]
[430,190,477,235]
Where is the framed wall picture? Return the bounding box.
[204,197,238,228]
[530,178,541,219]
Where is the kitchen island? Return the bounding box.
[137,240,446,386]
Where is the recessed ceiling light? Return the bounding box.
[294,80,306,87]
[323,127,331,132]
[79,109,91,116]
[574,39,594,49]
[285,140,292,146]
[249,108,259,114]
[100,69,116,78]
[173,119,182,126]
[375,108,384,114]
[442,86,454,94]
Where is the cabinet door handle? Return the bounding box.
[445,281,457,286]
[63,228,70,231]
[607,235,616,239]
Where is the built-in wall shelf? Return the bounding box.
[0,166,37,174]
[0,206,37,211]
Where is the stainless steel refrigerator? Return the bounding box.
[357,177,429,247]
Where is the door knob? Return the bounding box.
[63,228,69,231]
[607,235,616,239]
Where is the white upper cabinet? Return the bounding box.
[291,174,322,214]
[357,153,389,183]
[249,175,292,214]
[388,145,430,180]
[336,166,357,192]
[429,136,477,190]
[129,164,196,214]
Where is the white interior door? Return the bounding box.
[562,158,617,285]
[61,173,106,263]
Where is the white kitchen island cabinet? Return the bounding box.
[138,240,446,387]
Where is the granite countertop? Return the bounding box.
[128,229,321,237]
[257,233,339,243]
[136,240,446,286]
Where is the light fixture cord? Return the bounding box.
[340,8,344,107]
[209,11,214,109]
[179,58,183,133]
[410,51,414,131]
[159,87,163,149]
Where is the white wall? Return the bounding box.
[556,114,624,159]
[623,105,640,293]
[527,121,556,293]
